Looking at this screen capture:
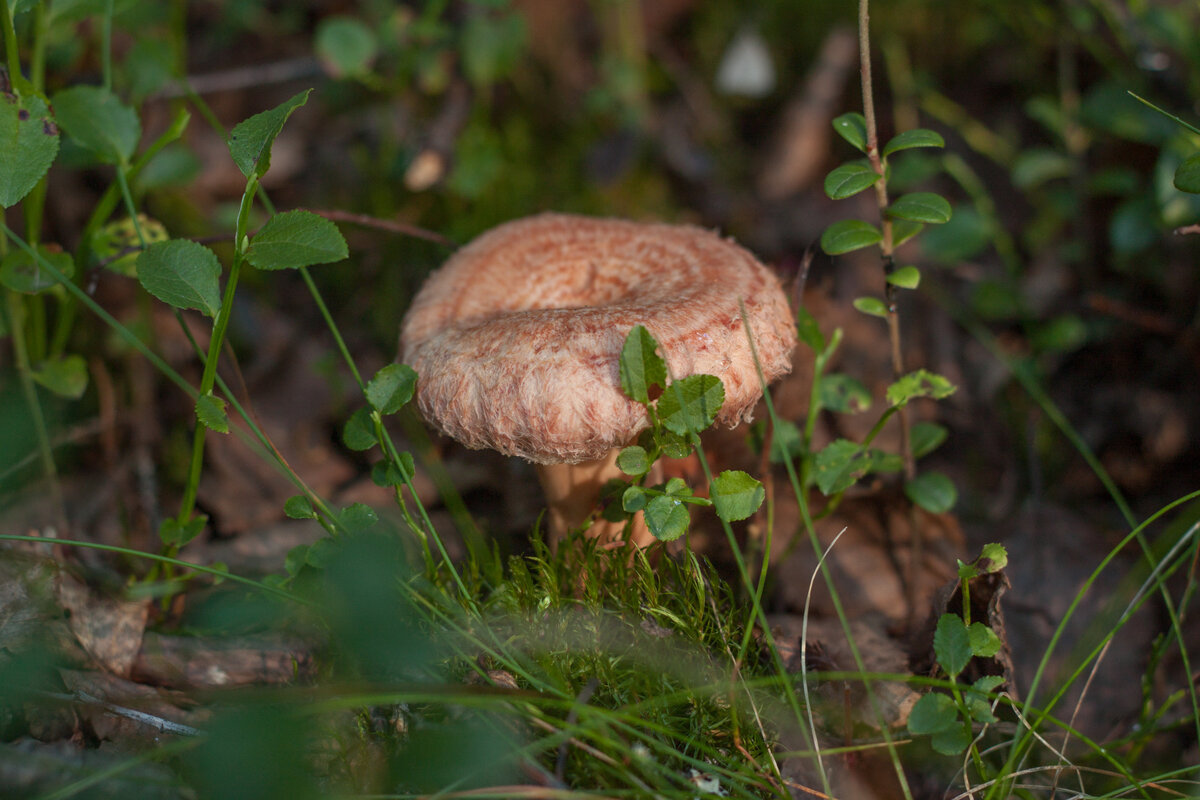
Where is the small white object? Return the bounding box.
[716,27,775,98]
[687,767,728,796]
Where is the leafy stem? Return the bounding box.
[858,0,915,481]
[174,173,258,528]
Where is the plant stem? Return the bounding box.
[175,175,257,527]
[858,0,915,481]
[4,288,66,529]
[1,0,20,85]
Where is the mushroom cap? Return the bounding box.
[400,213,796,465]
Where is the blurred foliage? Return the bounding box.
[3,0,1200,795]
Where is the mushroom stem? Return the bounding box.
[535,451,659,548]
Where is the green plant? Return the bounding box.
[813,0,958,515]
[906,543,1007,759]
[608,324,765,542]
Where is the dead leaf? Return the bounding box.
[56,573,149,678]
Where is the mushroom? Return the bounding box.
[400,213,796,547]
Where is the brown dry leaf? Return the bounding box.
[911,564,1016,697]
[773,489,966,630]
[771,613,921,732]
[56,573,149,678]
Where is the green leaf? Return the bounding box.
[0,246,73,293]
[195,393,230,434]
[887,192,952,224]
[617,445,650,477]
[342,407,378,451]
[159,514,206,547]
[284,544,309,576]
[966,676,1002,724]
[968,622,1002,658]
[710,470,764,522]
[371,454,415,487]
[1174,152,1200,194]
[315,16,378,78]
[886,369,956,407]
[882,128,945,157]
[339,503,378,534]
[655,427,692,459]
[813,439,871,495]
[905,470,957,513]
[907,692,958,735]
[644,482,692,542]
[886,265,921,289]
[832,112,868,152]
[306,536,336,567]
[32,354,87,399]
[820,219,882,255]
[934,613,972,677]
[795,306,825,352]
[909,421,948,458]
[91,215,169,277]
[619,324,667,404]
[0,92,60,207]
[365,363,418,415]
[818,373,871,414]
[824,161,880,199]
[284,495,317,520]
[853,296,888,318]
[931,724,972,755]
[892,219,925,247]
[51,85,139,164]
[967,675,1004,725]
[227,89,311,179]
[978,543,1008,574]
[658,374,725,436]
[246,209,348,270]
[136,239,222,317]
[622,485,648,513]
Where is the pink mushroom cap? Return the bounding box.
[400,213,796,465]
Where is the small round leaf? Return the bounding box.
[342,407,378,451]
[887,192,952,224]
[882,128,945,158]
[1175,153,1200,194]
[820,219,882,255]
[195,393,230,434]
[315,16,378,78]
[886,265,921,289]
[658,374,725,436]
[366,363,418,415]
[832,112,868,152]
[0,246,73,294]
[284,495,317,520]
[853,296,888,318]
[905,470,957,513]
[824,161,880,199]
[710,470,765,522]
[617,445,650,476]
